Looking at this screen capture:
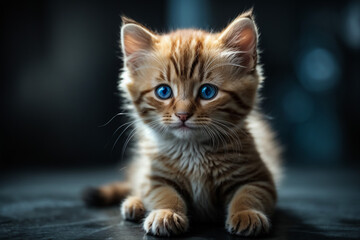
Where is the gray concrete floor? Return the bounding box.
[1,166,360,240]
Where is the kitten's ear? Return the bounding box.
[120,17,157,67]
[218,10,258,72]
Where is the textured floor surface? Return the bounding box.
[1,166,360,240]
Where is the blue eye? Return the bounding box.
[155,85,172,99]
[199,84,218,100]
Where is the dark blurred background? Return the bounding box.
[1,0,359,170]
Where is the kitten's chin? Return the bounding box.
[149,123,208,141]
[169,126,209,141]
[171,127,194,139]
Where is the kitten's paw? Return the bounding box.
[121,196,145,221]
[143,209,188,236]
[226,209,270,236]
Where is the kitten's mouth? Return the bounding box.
[179,124,190,130]
[172,123,193,130]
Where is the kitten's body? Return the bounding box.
[84,10,282,237]
[127,110,280,221]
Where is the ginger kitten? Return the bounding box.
[84,10,282,237]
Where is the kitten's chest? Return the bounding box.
[160,141,227,219]
[163,141,212,174]
[187,174,223,221]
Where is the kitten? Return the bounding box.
[84,9,282,237]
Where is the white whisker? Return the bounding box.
[99,112,132,127]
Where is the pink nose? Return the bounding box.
[175,112,192,122]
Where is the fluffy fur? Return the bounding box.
[84,9,282,237]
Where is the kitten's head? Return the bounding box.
[120,10,262,141]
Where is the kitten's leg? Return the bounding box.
[121,196,145,221]
[143,184,188,236]
[226,181,276,236]
[83,181,130,207]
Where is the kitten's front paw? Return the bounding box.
[226,209,270,236]
[144,209,188,236]
[121,196,145,221]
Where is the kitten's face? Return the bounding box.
[121,14,260,141]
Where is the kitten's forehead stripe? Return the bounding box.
[159,70,165,82]
[198,60,205,83]
[181,40,189,79]
[205,71,212,80]
[189,40,203,79]
[167,32,207,81]
[170,56,179,77]
[166,64,171,83]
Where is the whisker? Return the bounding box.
[208,124,225,152]
[199,123,215,149]
[211,119,243,153]
[118,119,162,157]
[99,112,132,127]
[120,127,137,159]
[112,118,151,151]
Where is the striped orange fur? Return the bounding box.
[84,9,282,237]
